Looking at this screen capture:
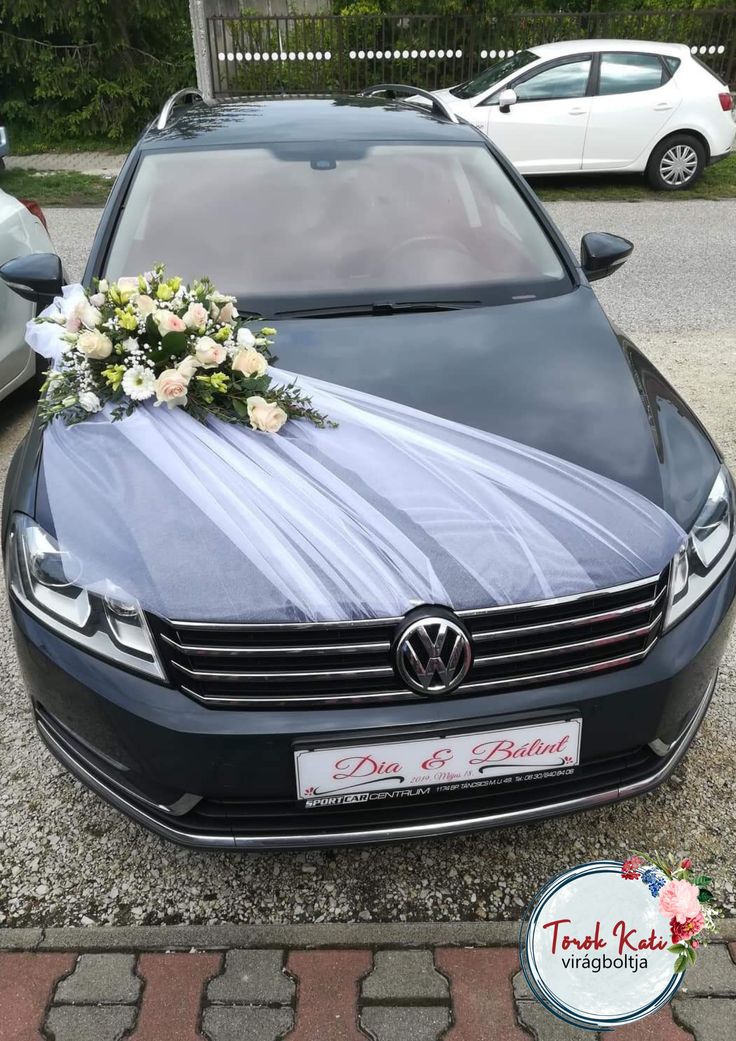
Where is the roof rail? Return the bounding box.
[359,84,458,123]
[156,88,207,131]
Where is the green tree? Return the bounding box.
[0,0,194,144]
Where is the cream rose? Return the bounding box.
[76,329,113,360]
[232,347,267,378]
[89,292,105,308]
[154,368,188,409]
[177,355,200,380]
[154,310,187,335]
[246,396,288,433]
[135,294,157,316]
[116,276,140,295]
[183,302,209,330]
[236,327,256,349]
[219,301,237,323]
[67,299,101,330]
[194,335,226,369]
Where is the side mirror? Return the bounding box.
[580,232,633,282]
[498,88,517,113]
[0,252,64,306]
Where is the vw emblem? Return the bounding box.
[395,613,472,695]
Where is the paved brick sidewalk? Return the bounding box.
[4,153,125,177]
[0,927,734,1040]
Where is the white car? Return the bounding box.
[434,39,735,189]
[0,188,53,402]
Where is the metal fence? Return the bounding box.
[206,9,736,97]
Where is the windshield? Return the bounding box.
[450,50,538,99]
[105,141,568,314]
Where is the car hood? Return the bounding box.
[267,285,718,531]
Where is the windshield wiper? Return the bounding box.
[273,300,483,319]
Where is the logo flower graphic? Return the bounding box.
[621,852,719,973]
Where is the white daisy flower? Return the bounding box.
[122,365,156,401]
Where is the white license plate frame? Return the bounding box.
[295,718,582,808]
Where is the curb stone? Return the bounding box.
[2,921,731,950]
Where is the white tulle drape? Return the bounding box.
[27,289,685,622]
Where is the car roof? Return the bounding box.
[140,96,482,151]
[531,38,692,60]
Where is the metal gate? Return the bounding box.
[204,9,736,97]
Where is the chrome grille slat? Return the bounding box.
[474,615,662,666]
[161,633,392,656]
[171,661,395,681]
[454,573,660,618]
[472,587,666,642]
[460,638,658,693]
[154,569,668,708]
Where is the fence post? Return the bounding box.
[190,0,216,100]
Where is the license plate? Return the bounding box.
[295,718,581,807]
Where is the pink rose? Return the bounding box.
[154,368,188,409]
[659,880,701,924]
[194,335,226,369]
[183,302,209,330]
[154,310,187,335]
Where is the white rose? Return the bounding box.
[153,309,187,335]
[236,327,256,349]
[97,279,109,293]
[154,368,189,409]
[183,302,209,330]
[135,294,157,316]
[232,347,267,378]
[246,396,288,433]
[79,391,102,413]
[89,292,105,307]
[194,335,226,369]
[76,329,113,360]
[177,355,200,380]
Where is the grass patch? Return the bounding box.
[530,152,736,202]
[6,126,135,156]
[0,168,112,207]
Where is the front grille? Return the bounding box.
[152,569,668,708]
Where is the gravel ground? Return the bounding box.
[1,203,735,928]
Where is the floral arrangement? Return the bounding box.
[622,852,719,972]
[35,265,332,432]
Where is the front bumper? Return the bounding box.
[10,558,736,849]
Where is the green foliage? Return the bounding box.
[0,1,195,144]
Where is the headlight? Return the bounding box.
[664,465,736,630]
[5,514,164,679]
